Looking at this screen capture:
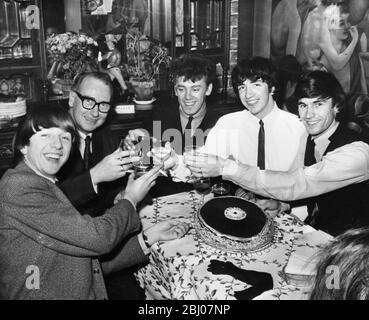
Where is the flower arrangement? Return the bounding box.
[46,32,98,81]
[124,29,171,82]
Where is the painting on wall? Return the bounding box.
[267,0,369,99]
[81,0,150,38]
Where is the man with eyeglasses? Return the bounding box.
[57,72,148,300]
[58,72,132,218]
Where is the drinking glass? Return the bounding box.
[183,145,203,181]
[183,145,211,204]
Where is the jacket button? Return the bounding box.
[93,268,100,274]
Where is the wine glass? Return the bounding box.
[183,145,211,204]
[151,140,171,176]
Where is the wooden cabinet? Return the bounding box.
[0,0,47,103]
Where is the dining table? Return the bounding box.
[135,190,324,300]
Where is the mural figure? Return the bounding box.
[319,4,365,95]
[271,0,316,63]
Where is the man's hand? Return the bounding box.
[123,165,162,207]
[123,128,149,151]
[90,149,140,185]
[143,220,190,246]
[113,189,125,205]
[184,153,226,178]
[254,198,281,218]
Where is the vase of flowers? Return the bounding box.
[123,29,171,102]
[46,32,98,96]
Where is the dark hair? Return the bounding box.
[293,70,347,122]
[310,227,369,300]
[72,71,114,99]
[231,56,277,96]
[170,53,216,86]
[13,104,77,165]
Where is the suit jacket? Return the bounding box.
[0,161,146,299]
[147,100,220,154]
[57,124,124,217]
[145,101,221,197]
[308,124,369,236]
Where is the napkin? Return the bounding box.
[284,230,333,287]
[208,260,273,300]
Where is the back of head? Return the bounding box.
[310,227,369,300]
[13,104,77,165]
[276,55,303,107]
[231,56,277,96]
[293,70,347,122]
[170,53,216,86]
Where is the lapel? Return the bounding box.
[323,123,360,156]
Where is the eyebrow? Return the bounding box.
[79,92,110,104]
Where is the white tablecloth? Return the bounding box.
[136,191,320,300]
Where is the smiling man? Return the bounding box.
[198,56,306,172]
[125,53,220,155]
[199,71,369,236]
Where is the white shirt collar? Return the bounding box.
[313,120,339,144]
[244,102,280,125]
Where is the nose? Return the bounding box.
[50,136,62,149]
[305,105,315,119]
[245,84,254,99]
[91,104,100,117]
[185,89,193,100]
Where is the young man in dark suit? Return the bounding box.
[124,53,220,196]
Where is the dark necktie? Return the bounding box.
[257,120,265,170]
[185,116,194,131]
[83,136,92,170]
[304,136,316,166]
[303,136,319,226]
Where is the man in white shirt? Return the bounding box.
[166,57,306,187]
[186,71,369,235]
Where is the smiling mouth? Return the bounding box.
[246,99,259,105]
[44,153,63,161]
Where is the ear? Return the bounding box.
[20,146,28,156]
[205,83,213,96]
[68,90,76,108]
[333,104,339,116]
[270,86,275,95]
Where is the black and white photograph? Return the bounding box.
[1,0,369,307]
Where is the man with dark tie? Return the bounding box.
[124,53,222,196]
[57,71,148,299]
[192,71,369,236]
[57,71,131,217]
[125,53,220,153]
[166,57,306,186]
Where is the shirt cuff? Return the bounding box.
[221,158,240,178]
[137,232,150,255]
